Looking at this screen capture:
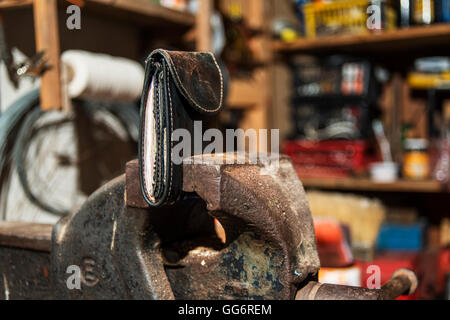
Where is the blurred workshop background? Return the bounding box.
[0,0,449,299]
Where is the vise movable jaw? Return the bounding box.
[50,153,417,300]
[52,154,320,299]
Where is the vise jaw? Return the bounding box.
[52,153,320,299]
[0,153,416,300]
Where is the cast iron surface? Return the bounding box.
[296,269,418,300]
[128,154,321,299]
[0,247,51,300]
[52,175,174,299]
[52,154,320,299]
[0,154,418,300]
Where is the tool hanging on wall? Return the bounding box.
[0,12,48,88]
[15,50,48,79]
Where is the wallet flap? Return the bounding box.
[147,49,224,115]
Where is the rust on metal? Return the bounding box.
[125,159,148,209]
[0,153,418,300]
[124,154,320,299]
[296,268,418,300]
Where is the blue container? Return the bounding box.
[376,223,425,251]
[435,0,450,22]
[295,0,310,36]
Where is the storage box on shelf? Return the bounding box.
[376,222,425,252]
[300,0,396,38]
[284,140,373,179]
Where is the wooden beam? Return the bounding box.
[33,0,62,110]
[227,78,259,109]
[196,0,212,51]
[0,222,52,252]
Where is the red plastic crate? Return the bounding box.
[356,252,419,300]
[438,248,450,294]
[294,166,351,179]
[283,140,372,178]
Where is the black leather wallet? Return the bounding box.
[139,49,224,207]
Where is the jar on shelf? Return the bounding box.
[412,0,435,25]
[403,138,431,180]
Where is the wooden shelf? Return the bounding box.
[84,0,195,28]
[0,222,52,252]
[0,0,32,9]
[0,0,195,28]
[0,0,196,110]
[273,24,450,54]
[300,177,448,193]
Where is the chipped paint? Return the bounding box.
[220,232,285,299]
[56,222,68,245]
[3,273,9,300]
[110,220,117,251]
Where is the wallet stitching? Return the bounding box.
[141,88,151,202]
[163,51,223,113]
[142,86,155,204]
[141,71,157,204]
[166,68,174,200]
[154,76,163,198]
[142,50,223,206]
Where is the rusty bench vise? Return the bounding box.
[0,154,417,300]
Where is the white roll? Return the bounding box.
[61,50,144,102]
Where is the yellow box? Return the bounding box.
[302,0,396,38]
